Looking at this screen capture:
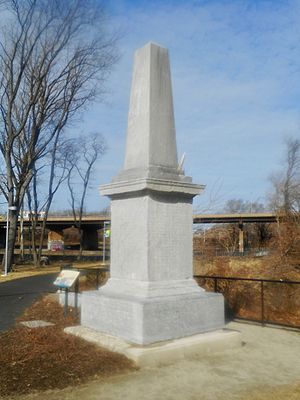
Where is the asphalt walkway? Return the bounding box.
[0,273,57,332]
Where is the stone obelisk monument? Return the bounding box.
[81,43,225,346]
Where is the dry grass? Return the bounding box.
[238,382,300,400]
[194,255,300,280]
[0,261,108,284]
[194,256,300,327]
[0,265,60,283]
[0,295,136,397]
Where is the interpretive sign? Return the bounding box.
[54,270,80,288]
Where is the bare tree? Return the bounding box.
[25,137,74,265]
[0,0,118,271]
[269,137,300,213]
[67,133,106,256]
[269,137,300,264]
[194,178,225,214]
[224,199,266,214]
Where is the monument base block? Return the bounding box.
[81,285,225,345]
[65,325,242,367]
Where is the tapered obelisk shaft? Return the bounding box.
[113,42,191,184]
[124,42,178,171]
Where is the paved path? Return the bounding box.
[13,322,300,400]
[0,273,57,332]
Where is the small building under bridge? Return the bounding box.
[0,214,111,259]
[0,212,278,258]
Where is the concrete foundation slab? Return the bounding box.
[64,325,242,367]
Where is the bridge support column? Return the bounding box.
[238,222,244,254]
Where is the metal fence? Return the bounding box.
[194,248,271,258]
[2,270,300,331]
[194,275,300,330]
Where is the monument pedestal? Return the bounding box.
[81,285,224,345]
[81,180,225,345]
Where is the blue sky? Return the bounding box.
[54,0,300,212]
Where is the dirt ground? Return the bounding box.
[1,262,300,400]
[0,295,135,398]
[3,321,300,400]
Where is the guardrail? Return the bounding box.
[194,275,300,330]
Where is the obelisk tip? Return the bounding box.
[123,42,178,175]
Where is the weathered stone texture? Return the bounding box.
[81,42,225,345]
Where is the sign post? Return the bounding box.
[102,221,110,263]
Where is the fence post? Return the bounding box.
[64,288,69,317]
[74,279,79,311]
[214,277,218,292]
[261,281,265,326]
[96,269,99,288]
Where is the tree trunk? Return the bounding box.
[37,211,50,265]
[78,228,83,260]
[20,208,24,261]
[30,216,39,266]
[5,211,19,273]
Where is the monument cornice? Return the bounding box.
[100,177,205,198]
